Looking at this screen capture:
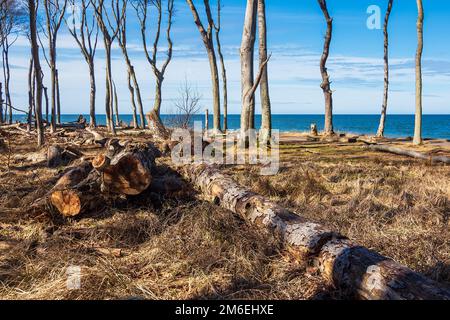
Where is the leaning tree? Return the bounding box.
[376,0,393,138]
[318,0,334,136]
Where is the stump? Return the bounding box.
[310,123,318,136]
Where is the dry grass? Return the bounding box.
[1,130,449,300]
[226,142,450,286]
[0,130,335,300]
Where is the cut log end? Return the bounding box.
[103,154,152,195]
[92,154,111,171]
[50,190,82,217]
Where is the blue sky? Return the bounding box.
[7,0,450,115]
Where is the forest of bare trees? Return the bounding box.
[0,0,429,147]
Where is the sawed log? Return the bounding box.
[49,161,102,217]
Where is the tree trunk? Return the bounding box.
[413,0,424,145]
[215,23,227,132]
[258,0,272,144]
[376,0,393,138]
[104,43,116,135]
[27,57,33,130]
[89,61,96,127]
[113,81,120,127]
[28,0,45,147]
[147,76,168,137]
[0,82,3,124]
[240,0,258,138]
[181,163,450,300]
[318,0,334,136]
[130,68,145,129]
[56,69,61,124]
[368,144,450,164]
[50,48,57,133]
[127,70,139,129]
[93,142,159,195]
[43,86,49,123]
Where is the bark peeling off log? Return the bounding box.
[179,162,450,299]
[183,164,339,255]
[317,240,450,300]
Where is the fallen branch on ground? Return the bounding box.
[368,144,450,164]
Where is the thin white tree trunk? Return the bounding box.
[413,0,424,145]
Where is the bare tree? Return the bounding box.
[172,79,202,129]
[133,0,174,136]
[91,0,123,134]
[186,0,221,133]
[240,0,257,136]
[114,0,144,129]
[376,0,393,138]
[41,0,67,132]
[318,0,334,135]
[258,0,271,144]
[66,0,99,127]
[112,79,119,126]
[214,0,227,131]
[413,0,423,145]
[0,0,25,124]
[28,0,44,146]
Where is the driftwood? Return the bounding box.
[180,163,450,300]
[49,161,102,217]
[368,144,450,164]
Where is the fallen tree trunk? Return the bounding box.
[180,163,450,300]
[49,161,102,217]
[93,142,160,195]
[368,144,450,164]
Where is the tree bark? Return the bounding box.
[376,0,393,138]
[113,80,120,127]
[27,57,33,130]
[258,0,272,144]
[89,62,96,127]
[56,69,61,124]
[413,0,424,145]
[29,0,45,147]
[240,0,258,137]
[180,163,450,300]
[215,0,227,131]
[318,0,334,136]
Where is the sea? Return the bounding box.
[11,114,450,140]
